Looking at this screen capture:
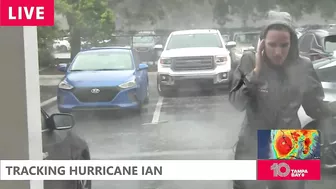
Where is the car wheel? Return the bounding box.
[76,154,92,189]
[144,83,149,104]
[157,82,172,97]
[133,101,143,114]
[77,179,91,189]
[157,75,175,97]
[131,95,144,114]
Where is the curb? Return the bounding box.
[39,75,63,86]
[39,67,50,72]
[41,96,57,110]
[40,75,64,79]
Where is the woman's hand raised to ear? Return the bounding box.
[254,39,265,75]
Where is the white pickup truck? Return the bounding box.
[154,29,236,96]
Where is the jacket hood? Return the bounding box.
[260,11,299,61]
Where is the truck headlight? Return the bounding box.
[159,58,172,67]
[215,56,228,65]
[119,78,136,89]
[58,80,74,90]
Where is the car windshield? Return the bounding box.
[133,36,155,43]
[70,51,134,71]
[166,33,223,49]
[234,33,259,45]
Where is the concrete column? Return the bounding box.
[0,27,43,189]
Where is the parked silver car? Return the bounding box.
[299,57,336,125]
[299,57,336,173]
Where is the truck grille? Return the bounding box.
[72,87,120,102]
[172,56,215,71]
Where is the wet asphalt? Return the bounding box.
[42,74,336,189]
[40,85,58,102]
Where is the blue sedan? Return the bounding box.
[56,47,149,113]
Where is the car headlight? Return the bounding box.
[159,58,172,66]
[119,78,136,89]
[215,56,228,65]
[58,80,74,90]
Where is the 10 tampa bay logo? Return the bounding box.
[271,162,308,177]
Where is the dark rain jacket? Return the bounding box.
[229,20,331,140]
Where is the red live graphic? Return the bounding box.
[257,160,321,180]
[0,0,54,26]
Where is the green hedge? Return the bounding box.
[38,49,55,68]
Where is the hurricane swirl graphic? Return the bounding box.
[270,130,319,159]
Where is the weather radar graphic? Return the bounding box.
[257,129,321,160]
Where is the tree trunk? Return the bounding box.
[66,13,81,61]
[242,19,247,27]
[70,27,81,61]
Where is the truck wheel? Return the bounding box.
[157,75,169,97]
[157,83,171,97]
[144,83,149,104]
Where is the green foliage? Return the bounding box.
[37,26,61,49]
[212,0,277,27]
[55,0,115,52]
[114,0,187,26]
[37,25,63,67]
[212,0,231,27]
[212,0,336,26]
[316,0,336,20]
[38,48,55,67]
[276,0,336,20]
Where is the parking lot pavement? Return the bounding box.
[91,177,336,189]
[40,85,57,102]
[44,75,336,189]
[93,180,233,189]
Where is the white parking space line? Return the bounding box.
[151,96,164,124]
[41,96,57,107]
[39,67,49,72]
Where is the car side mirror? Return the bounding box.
[138,63,148,70]
[226,41,236,49]
[57,63,68,72]
[47,113,75,130]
